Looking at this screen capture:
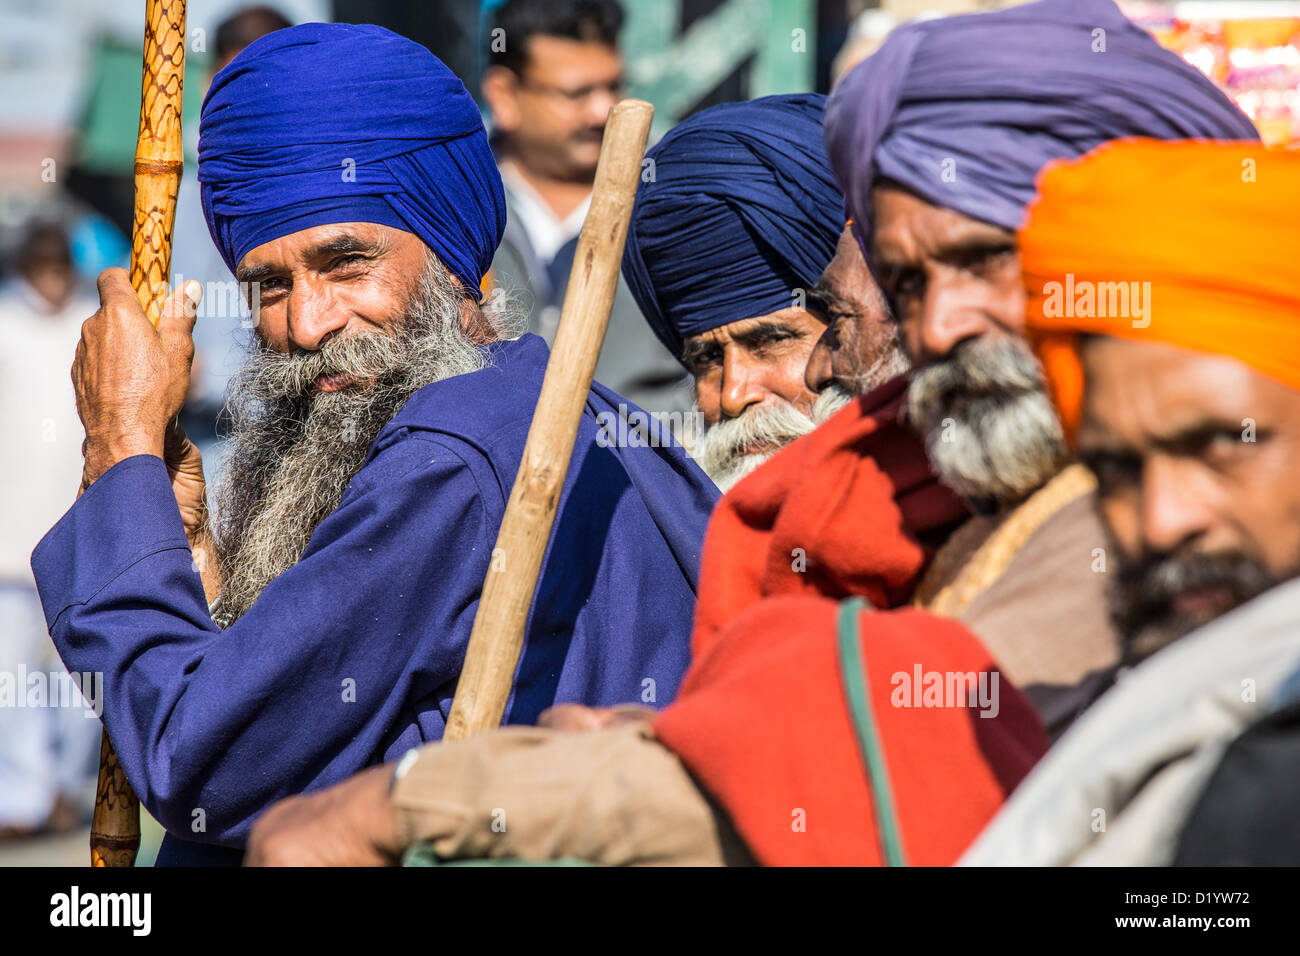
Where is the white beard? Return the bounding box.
[693,384,855,492]
[906,335,1067,510]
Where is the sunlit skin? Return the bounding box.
[682,307,827,430]
[1077,336,1300,621]
[805,225,896,394]
[869,184,1024,365]
[481,36,623,217]
[235,222,491,389]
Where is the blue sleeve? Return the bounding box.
[32,440,495,846]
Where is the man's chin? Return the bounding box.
[1120,583,1272,665]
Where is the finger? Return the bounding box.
[95,267,139,313]
[158,279,202,339]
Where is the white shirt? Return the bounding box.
[499,161,591,265]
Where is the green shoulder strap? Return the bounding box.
[836,596,908,867]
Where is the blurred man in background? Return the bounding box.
[0,221,100,837]
[481,0,691,419]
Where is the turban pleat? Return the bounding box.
[622,93,845,361]
[198,23,504,299]
[824,0,1259,253]
[1019,138,1300,439]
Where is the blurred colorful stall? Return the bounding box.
[1122,1,1300,146]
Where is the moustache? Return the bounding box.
[909,337,1046,414]
[237,330,411,403]
[1114,549,1275,657]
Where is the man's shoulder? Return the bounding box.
[386,334,549,445]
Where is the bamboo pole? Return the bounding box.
[443,99,654,741]
[91,0,187,868]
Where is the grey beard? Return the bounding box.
[694,384,854,492]
[906,336,1068,510]
[210,255,523,627]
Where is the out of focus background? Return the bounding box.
[0,0,1297,866]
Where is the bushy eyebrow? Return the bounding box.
[235,234,387,283]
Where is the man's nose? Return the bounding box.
[804,327,835,394]
[719,350,768,420]
[586,87,620,127]
[285,281,348,352]
[912,278,995,363]
[1139,455,1213,556]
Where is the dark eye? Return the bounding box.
[1082,450,1141,492]
[331,254,368,270]
[1196,427,1257,466]
[892,267,926,302]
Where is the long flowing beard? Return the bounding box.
[210,256,520,627]
[694,384,854,492]
[906,336,1068,511]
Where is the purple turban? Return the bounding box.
[198,23,505,301]
[824,0,1259,253]
[622,93,845,362]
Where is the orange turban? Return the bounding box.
[1019,138,1300,441]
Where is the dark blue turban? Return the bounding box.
[198,23,504,301]
[824,0,1259,254]
[622,93,845,362]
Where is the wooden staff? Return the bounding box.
[443,99,654,740]
[91,0,187,868]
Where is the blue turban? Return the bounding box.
[198,23,505,301]
[824,0,1259,253]
[622,93,845,362]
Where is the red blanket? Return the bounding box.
[654,598,1048,865]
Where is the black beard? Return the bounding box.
[1110,550,1279,665]
[210,257,491,626]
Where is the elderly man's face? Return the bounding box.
[871,184,1067,509]
[870,185,1024,363]
[1078,336,1300,662]
[237,222,439,367]
[683,306,850,491]
[805,225,908,396]
[684,307,825,427]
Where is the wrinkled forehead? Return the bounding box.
[869,182,1014,263]
[1077,335,1279,453]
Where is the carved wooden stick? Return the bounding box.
[443,99,654,741]
[91,0,186,868]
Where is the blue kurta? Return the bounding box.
[32,333,718,865]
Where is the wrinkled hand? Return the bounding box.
[537,703,658,732]
[245,764,401,867]
[74,269,202,489]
